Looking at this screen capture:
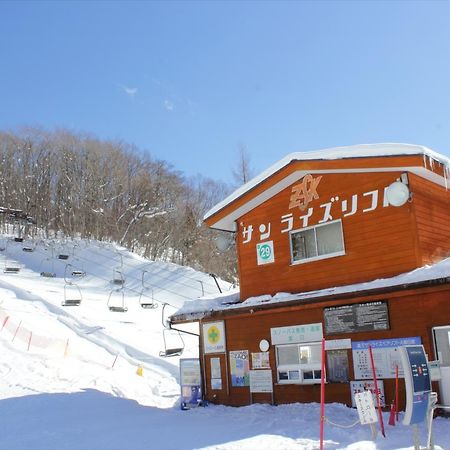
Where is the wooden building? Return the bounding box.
[171,144,450,410]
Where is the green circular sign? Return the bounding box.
[259,244,272,260]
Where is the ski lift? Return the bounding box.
[139,270,158,309]
[107,288,128,312]
[111,268,125,286]
[62,283,82,306]
[40,257,56,278]
[4,259,21,273]
[14,237,23,243]
[159,303,184,357]
[159,329,184,357]
[58,254,69,260]
[22,246,34,252]
[72,269,86,277]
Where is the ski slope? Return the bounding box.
[0,236,449,450]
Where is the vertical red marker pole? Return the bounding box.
[395,364,399,421]
[369,345,386,437]
[319,337,326,450]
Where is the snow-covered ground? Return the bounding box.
[0,236,448,450]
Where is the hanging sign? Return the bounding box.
[203,321,226,354]
[180,359,202,410]
[229,350,250,387]
[324,301,389,335]
[256,240,275,265]
[249,369,273,393]
[271,322,323,345]
[352,337,421,379]
[355,391,378,425]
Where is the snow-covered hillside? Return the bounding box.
[0,236,448,450]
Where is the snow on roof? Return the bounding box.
[205,143,450,221]
[171,256,450,322]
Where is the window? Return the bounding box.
[276,343,322,384]
[290,220,345,264]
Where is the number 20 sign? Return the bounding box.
[256,241,275,265]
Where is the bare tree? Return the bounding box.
[232,144,254,187]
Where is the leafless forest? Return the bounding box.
[0,128,238,282]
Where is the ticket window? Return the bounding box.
[432,326,450,406]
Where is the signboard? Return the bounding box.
[203,321,226,354]
[354,391,378,425]
[326,349,349,383]
[351,380,385,408]
[180,359,202,409]
[252,352,270,369]
[325,338,352,351]
[271,322,323,345]
[256,241,275,265]
[324,301,389,335]
[210,357,222,390]
[249,369,273,393]
[400,345,432,425]
[229,350,250,387]
[352,337,421,379]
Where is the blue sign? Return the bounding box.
[400,345,431,425]
[352,336,421,350]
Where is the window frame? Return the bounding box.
[289,219,345,265]
[275,342,323,385]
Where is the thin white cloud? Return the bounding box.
[163,99,174,111]
[118,83,138,98]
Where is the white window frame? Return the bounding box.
[275,342,323,385]
[289,219,345,265]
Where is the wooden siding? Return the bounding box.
[201,285,450,408]
[410,173,450,264]
[237,172,420,300]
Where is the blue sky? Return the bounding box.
[1,1,450,184]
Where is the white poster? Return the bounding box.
[210,357,221,379]
[252,352,270,369]
[271,323,323,345]
[354,391,378,425]
[203,321,226,354]
[249,369,273,393]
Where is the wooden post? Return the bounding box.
[27,331,32,351]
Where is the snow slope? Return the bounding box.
[0,236,448,450]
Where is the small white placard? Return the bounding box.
[325,338,352,351]
[355,391,378,425]
[249,369,273,393]
[256,241,275,265]
[429,361,441,381]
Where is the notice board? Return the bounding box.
[324,301,389,335]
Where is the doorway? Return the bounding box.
[432,325,450,406]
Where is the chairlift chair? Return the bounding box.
[61,283,82,306]
[14,237,23,243]
[139,270,158,309]
[107,288,128,312]
[111,268,125,286]
[4,259,21,273]
[58,254,69,260]
[40,257,56,278]
[159,328,184,357]
[159,303,184,357]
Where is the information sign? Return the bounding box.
[352,337,421,379]
[180,359,202,410]
[249,369,273,393]
[271,322,323,345]
[210,357,222,390]
[326,349,349,383]
[203,321,226,354]
[324,301,389,335]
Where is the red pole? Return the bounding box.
[1,315,9,331]
[27,331,32,351]
[368,345,386,437]
[12,320,22,342]
[319,338,326,450]
[395,364,399,421]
